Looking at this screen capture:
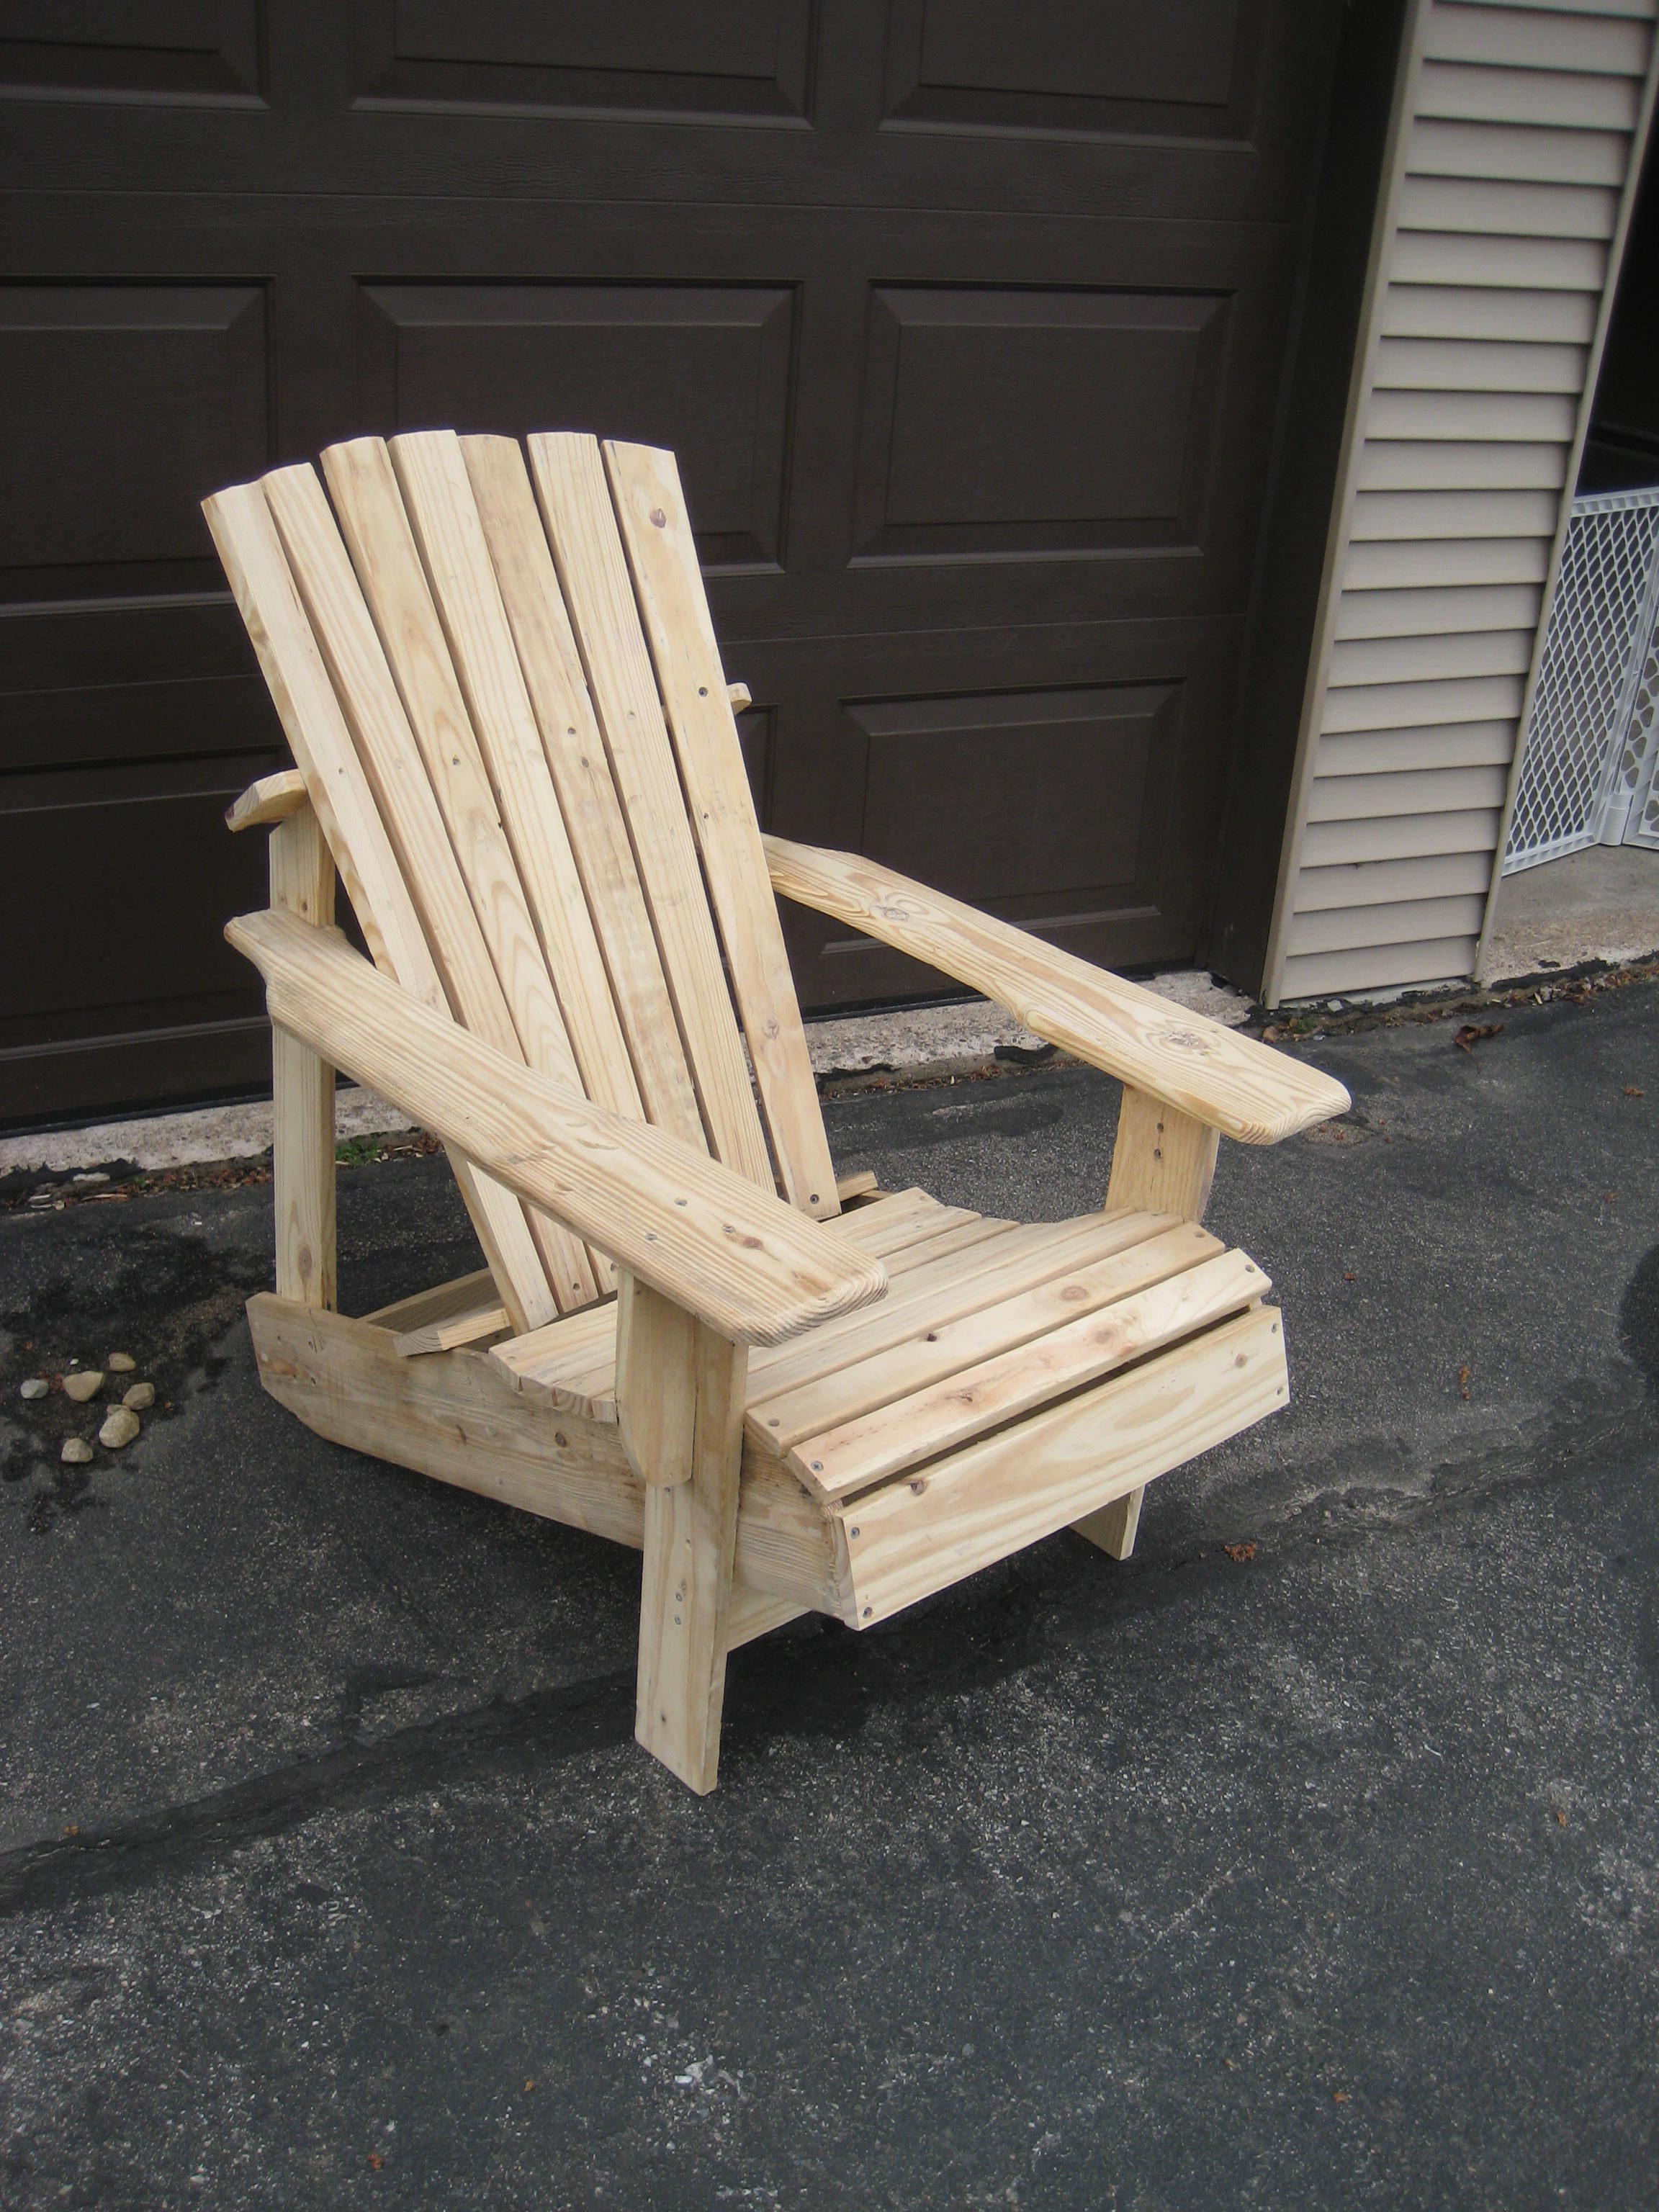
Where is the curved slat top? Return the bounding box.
[765,837,1352,1144]
[229,909,888,1348]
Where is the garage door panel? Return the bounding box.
[851,686,1168,904]
[852,287,1229,559]
[0,0,1341,1118]
[882,0,1262,141]
[0,763,281,1048]
[358,282,794,569]
[354,0,813,120]
[0,1,263,102]
[752,622,1241,1003]
[0,284,269,585]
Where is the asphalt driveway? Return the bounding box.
[3,981,1657,2209]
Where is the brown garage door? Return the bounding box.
[0,2,1336,1126]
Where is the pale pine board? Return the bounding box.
[269,456,597,1311]
[228,909,887,1348]
[388,432,644,1127]
[766,837,1351,1144]
[757,1221,1230,1465]
[791,1246,1265,1501]
[461,433,709,1152]
[202,477,557,1334]
[606,439,840,1219]
[837,1305,1289,1627]
[528,432,774,1192]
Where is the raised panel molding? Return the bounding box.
[0,285,269,590]
[354,0,811,120]
[0,1,262,101]
[882,0,1260,140]
[358,283,795,570]
[843,685,1176,926]
[852,287,1230,561]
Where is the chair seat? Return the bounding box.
[491,1188,1276,1524]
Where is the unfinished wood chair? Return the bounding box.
[211,430,1349,1792]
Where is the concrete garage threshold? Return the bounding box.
[2,977,1658,2206]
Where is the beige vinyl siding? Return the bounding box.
[1267,0,1658,1004]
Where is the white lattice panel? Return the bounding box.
[1504,489,1659,874]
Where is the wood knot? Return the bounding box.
[649,507,667,528]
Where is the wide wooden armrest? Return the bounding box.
[225,907,887,1346]
[764,837,1349,1145]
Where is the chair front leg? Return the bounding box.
[1076,1087,1222,1560]
[268,803,336,1310]
[617,1273,749,1792]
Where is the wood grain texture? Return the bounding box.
[791,1247,1265,1503]
[228,909,888,1347]
[392,1302,511,1357]
[461,433,707,1151]
[606,439,839,1219]
[765,836,1351,1143]
[615,1270,698,1487]
[202,475,556,1334]
[762,1222,1230,1473]
[226,767,308,832]
[364,1268,498,1331]
[528,431,774,1190]
[269,454,597,1311]
[1074,1490,1142,1561]
[1104,1088,1221,1220]
[634,1321,748,1791]
[269,803,336,1311]
[839,1305,1289,1627]
[389,431,644,1128]
[246,1295,840,1614]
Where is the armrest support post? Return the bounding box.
[268,803,336,1310]
[618,1267,750,1792]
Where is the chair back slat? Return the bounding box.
[387,432,644,1132]
[215,424,848,1328]
[527,431,775,1194]
[268,456,599,1311]
[204,475,562,1331]
[462,433,709,1154]
[606,439,840,1220]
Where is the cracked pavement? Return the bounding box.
[2,981,1658,2208]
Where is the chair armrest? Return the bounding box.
[226,907,886,1346]
[226,768,309,833]
[764,837,1349,1144]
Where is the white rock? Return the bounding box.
[19,1377,48,1401]
[99,1406,140,1449]
[60,1437,94,1465]
[107,1352,136,1373]
[122,1382,155,1412]
[63,1370,104,1403]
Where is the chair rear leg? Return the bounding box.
[620,1277,748,1792]
[269,804,336,1309]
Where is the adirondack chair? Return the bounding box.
[210,430,1349,1793]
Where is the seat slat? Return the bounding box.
[783,1242,1256,1494]
[204,476,559,1334]
[822,1187,974,1258]
[389,432,645,1135]
[745,1210,1177,1398]
[528,432,775,1192]
[878,1213,1017,1275]
[837,1306,1288,1628]
[461,433,709,1154]
[606,439,840,1219]
[264,458,597,1311]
